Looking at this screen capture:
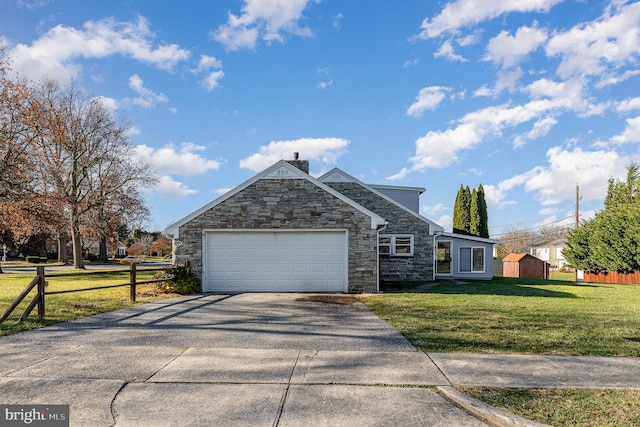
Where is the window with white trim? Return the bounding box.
[379,235,414,256]
[459,247,485,273]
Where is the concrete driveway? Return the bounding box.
[0,294,487,426]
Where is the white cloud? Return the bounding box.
[407,86,450,117]
[484,25,548,68]
[496,146,633,207]
[136,143,222,176]
[545,1,640,81]
[421,204,451,230]
[239,137,349,172]
[127,74,168,109]
[213,0,318,51]
[192,55,225,91]
[417,0,564,39]
[8,16,190,81]
[617,97,640,113]
[391,77,600,180]
[434,40,467,62]
[154,176,198,199]
[316,80,333,90]
[512,115,558,148]
[610,116,640,144]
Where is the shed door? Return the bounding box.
[203,231,347,293]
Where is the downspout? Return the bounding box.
[376,222,389,293]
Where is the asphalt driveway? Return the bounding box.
[0,293,487,426]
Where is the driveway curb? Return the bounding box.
[436,386,553,427]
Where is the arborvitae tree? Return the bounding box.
[477,184,489,238]
[470,188,480,237]
[453,183,489,237]
[453,185,467,234]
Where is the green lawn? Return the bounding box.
[363,276,640,356]
[458,387,640,427]
[363,277,640,425]
[0,268,178,336]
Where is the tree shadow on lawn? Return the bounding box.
[425,280,587,298]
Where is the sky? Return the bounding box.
[1,0,640,239]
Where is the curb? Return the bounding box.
[436,386,553,427]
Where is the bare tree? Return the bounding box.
[495,224,537,259]
[31,80,156,268]
[535,225,570,245]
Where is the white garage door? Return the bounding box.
[203,231,347,293]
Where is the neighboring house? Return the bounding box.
[530,239,567,270]
[503,253,550,279]
[166,158,499,293]
[83,239,127,258]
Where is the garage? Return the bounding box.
[203,230,348,293]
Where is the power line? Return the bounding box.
[490,216,573,239]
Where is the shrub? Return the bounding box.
[86,254,98,262]
[25,256,41,264]
[153,265,201,295]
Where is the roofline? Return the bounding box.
[318,167,444,233]
[436,231,501,244]
[166,161,386,238]
[368,183,426,194]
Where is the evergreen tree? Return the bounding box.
[453,185,464,234]
[470,188,480,237]
[564,163,640,272]
[453,185,471,235]
[477,184,489,238]
[453,184,489,237]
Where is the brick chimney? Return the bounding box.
[285,152,309,174]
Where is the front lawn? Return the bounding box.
[363,277,640,356]
[363,277,640,425]
[0,269,179,336]
[458,387,640,427]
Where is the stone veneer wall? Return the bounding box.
[325,182,435,283]
[175,179,379,293]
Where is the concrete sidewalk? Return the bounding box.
[1,294,638,426]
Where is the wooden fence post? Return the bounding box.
[129,262,137,302]
[37,266,45,321]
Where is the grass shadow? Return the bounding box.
[426,281,579,298]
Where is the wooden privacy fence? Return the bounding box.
[583,270,640,285]
[0,262,185,325]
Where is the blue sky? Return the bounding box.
[2,0,639,238]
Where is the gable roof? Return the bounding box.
[503,253,543,262]
[318,167,444,232]
[165,160,387,238]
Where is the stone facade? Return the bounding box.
[175,178,379,293]
[325,181,435,284]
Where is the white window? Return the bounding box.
[459,247,485,273]
[379,235,414,256]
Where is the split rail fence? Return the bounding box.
[0,263,184,326]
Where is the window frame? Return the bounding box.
[379,234,414,257]
[458,246,485,273]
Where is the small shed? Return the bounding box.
[502,253,549,279]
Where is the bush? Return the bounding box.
[86,254,98,262]
[153,265,201,295]
[25,256,42,264]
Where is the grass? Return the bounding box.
[0,268,179,336]
[363,276,640,356]
[363,276,640,426]
[458,387,640,427]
